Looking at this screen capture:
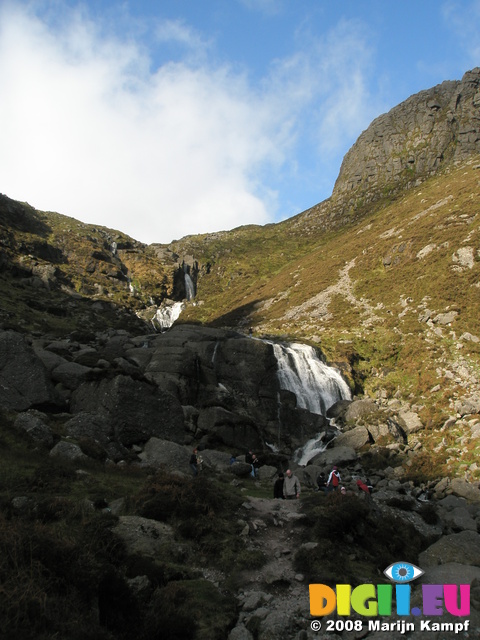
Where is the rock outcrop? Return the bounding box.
[333,67,480,205]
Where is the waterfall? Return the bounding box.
[271,342,351,415]
[270,341,351,466]
[153,301,184,331]
[184,265,195,301]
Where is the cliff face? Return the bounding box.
[333,67,480,206]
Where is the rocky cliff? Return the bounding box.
[333,67,480,206]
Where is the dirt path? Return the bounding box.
[229,496,314,638]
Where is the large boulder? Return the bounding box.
[64,412,114,444]
[419,562,480,585]
[145,324,279,422]
[197,406,263,450]
[51,361,91,390]
[15,410,54,447]
[70,375,185,445]
[0,330,59,410]
[112,515,174,558]
[335,425,371,450]
[449,478,480,502]
[419,530,480,567]
[310,445,358,467]
[139,437,191,470]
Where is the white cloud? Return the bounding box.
[0,3,379,243]
[154,18,212,59]
[0,4,287,243]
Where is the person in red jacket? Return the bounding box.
[326,466,341,491]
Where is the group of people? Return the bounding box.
[316,466,342,493]
[316,467,373,497]
[190,447,372,500]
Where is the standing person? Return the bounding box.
[190,449,199,477]
[283,469,301,499]
[326,466,341,491]
[273,472,285,499]
[251,453,260,478]
[245,450,254,465]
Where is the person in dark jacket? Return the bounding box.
[316,472,327,492]
[190,449,199,477]
[273,473,285,499]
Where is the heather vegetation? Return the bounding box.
[174,158,480,480]
[0,412,255,640]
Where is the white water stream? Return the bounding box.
[270,341,352,465]
[153,301,185,331]
[271,342,351,415]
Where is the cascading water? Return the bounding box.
[184,266,195,301]
[153,301,185,331]
[270,341,352,465]
[272,342,351,415]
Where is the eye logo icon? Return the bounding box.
[384,562,424,583]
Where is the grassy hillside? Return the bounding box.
[0,195,176,335]
[1,158,479,480]
[174,158,480,474]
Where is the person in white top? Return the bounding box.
[326,466,341,491]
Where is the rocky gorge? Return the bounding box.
[1,68,480,640]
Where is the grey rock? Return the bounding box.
[228,625,254,640]
[34,348,68,372]
[230,462,254,477]
[335,425,370,450]
[139,437,191,470]
[0,330,59,410]
[420,562,480,585]
[197,406,263,450]
[64,412,113,444]
[442,506,478,532]
[449,478,480,502]
[344,398,377,423]
[258,611,293,640]
[257,465,278,480]
[433,311,458,325]
[112,515,173,557]
[15,410,54,447]
[310,445,357,467]
[397,410,423,434]
[419,530,480,567]
[333,68,480,206]
[200,449,232,470]
[71,374,185,445]
[51,361,91,390]
[49,441,87,461]
[455,396,480,417]
[242,591,272,612]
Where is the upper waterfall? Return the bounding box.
[184,273,195,300]
[271,342,351,415]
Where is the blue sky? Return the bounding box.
[1,0,479,243]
